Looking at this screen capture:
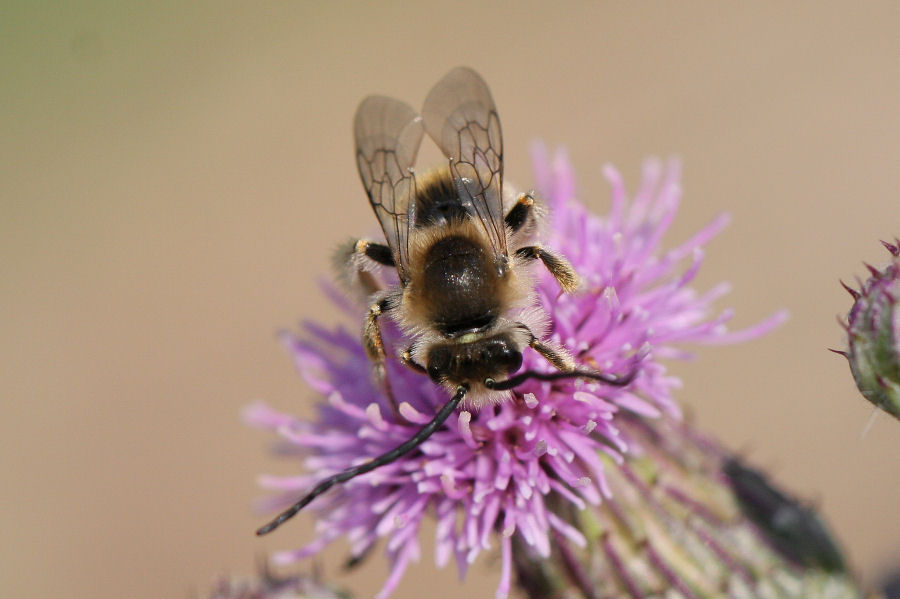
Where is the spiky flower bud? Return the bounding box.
[840,241,900,420]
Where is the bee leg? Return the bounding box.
[364,296,400,415]
[505,192,536,233]
[363,297,391,362]
[336,239,396,295]
[400,346,427,374]
[516,246,580,293]
[372,363,400,418]
[352,239,395,267]
[493,328,635,393]
[530,337,576,373]
[514,322,576,372]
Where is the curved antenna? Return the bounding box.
[484,368,637,392]
[256,385,469,536]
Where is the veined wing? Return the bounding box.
[421,67,506,257]
[354,95,424,282]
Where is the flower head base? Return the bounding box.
[512,416,859,599]
[246,148,787,599]
[207,571,346,599]
[840,241,900,420]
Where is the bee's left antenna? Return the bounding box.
[484,367,636,392]
[256,384,469,536]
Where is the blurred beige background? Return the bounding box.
[3,2,899,598]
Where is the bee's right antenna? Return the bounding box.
[484,367,637,392]
[256,384,469,536]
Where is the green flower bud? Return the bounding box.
[840,241,900,420]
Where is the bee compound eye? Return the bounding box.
[504,348,523,374]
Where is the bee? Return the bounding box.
[257,67,632,536]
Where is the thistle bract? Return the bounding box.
[842,241,900,420]
[207,571,346,599]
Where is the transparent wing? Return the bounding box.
[354,95,424,282]
[421,67,506,257]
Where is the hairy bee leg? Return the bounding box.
[370,362,401,417]
[530,338,576,372]
[400,347,427,374]
[485,368,636,392]
[351,239,396,295]
[512,322,576,372]
[335,239,396,296]
[363,298,390,362]
[516,245,580,293]
[364,296,400,414]
[505,192,536,233]
[506,192,578,292]
[352,239,395,267]
[498,325,636,392]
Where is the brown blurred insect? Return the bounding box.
[257,67,632,536]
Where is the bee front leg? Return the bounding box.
[400,346,427,374]
[530,337,576,373]
[514,322,576,373]
[515,246,580,293]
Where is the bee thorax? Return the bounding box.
[419,234,504,335]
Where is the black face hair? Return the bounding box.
[255,367,634,536]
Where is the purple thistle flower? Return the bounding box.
[246,147,787,599]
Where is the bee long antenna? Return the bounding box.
[256,384,469,536]
[485,367,636,392]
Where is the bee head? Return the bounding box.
[426,333,523,386]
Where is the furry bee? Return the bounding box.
[257,68,631,536]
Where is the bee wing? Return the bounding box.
[422,67,506,257]
[354,95,425,282]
